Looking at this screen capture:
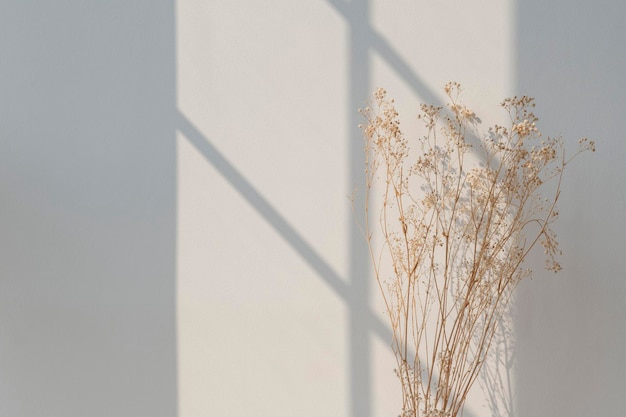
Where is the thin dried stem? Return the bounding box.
[357,83,595,417]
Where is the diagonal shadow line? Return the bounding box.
[370,34,442,106]
[325,3,481,416]
[328,0,496,174]
[325,0,443,107]
[326,0,494,167]
[176,110,392,343]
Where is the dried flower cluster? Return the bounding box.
[358,83,594,417]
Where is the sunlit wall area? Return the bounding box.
[176,1,515,417]
[175,2,351,416]
[514,1,626,416]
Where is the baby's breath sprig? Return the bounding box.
[359,83,594,417]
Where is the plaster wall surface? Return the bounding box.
[1,1,624,417]
[514,2,626,416]
[176,1,513,417]
[0,2,176,416]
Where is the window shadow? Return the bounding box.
[176,0,480,414]
[0,2,177,416]
[514,1,626,416]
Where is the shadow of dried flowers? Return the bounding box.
[356,83,594,417]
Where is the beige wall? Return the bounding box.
[176,1,514,416]
[1,1,623,416]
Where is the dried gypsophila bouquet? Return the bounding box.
[358,82,594,417]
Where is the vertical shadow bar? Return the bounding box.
[348,0,371,416]
[0,2,177,416]
[514,1,626,416]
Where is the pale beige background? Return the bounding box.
[1,1,624,417]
